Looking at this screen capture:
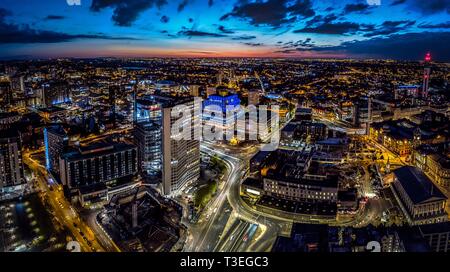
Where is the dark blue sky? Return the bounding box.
[0,0,449,60]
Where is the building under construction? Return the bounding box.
[98,186,186,252]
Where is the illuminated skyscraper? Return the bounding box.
[0,79,13,107]
[161,97,200,196]
[133,95,200,195]
[135,98,162,124]
[134,121,162,177]
[109,85,119,127]
[40,81,71,106]
[422,52,431,99]
[44,125,68,176]
[0,129,25,194]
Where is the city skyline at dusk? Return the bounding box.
[1,0,450,258]
[0,0,449,60]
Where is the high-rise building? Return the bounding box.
[422,52,431,99]
[133,95,201,195]
[0,79,13,107]
[134,121,162,177]
[59,141,138,204]
[11,75,25,94]
[0,129,25,193]
[161,97,200,196]
[44,125,68,176]
[135,98,162,124]
[40,81,71,106]
[109,85,119,127]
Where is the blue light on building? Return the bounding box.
[203,94,243,127]
[51,97,71,105]
[265,93,282,100]
[203,94,241,113]
[44,128,51,170]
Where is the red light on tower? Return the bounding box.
[422,52,431,99]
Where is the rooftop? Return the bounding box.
[45,124,67,136]
[63,141,135,161]
[418,221,450,235]
[38,106,66,113]
[393,166,447,204]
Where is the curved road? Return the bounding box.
[185,141,385,252]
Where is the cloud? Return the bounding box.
[274,49,297,54]
[0,8,11,18]
[90,0,168,26]
[304,13,338,27]
[231,35,257,40]
[44,15,66,20]
[294,12,377,35]
[407,0,450,15]
[274,38,318,53]
[390,0,406,5]
[0,8,139,43]
[294,21,367,35]
[208,0,214,7]
[363,20,415,37]
[342,3,373,15]
[279,38,315,49]
[391,0,450,14]
[296,15,414,37]
[418,21,450,28]
[177,30,227,38]
[217,25,235,34]
[178,0,189,12]
[160,15,169,23]
[311,32,450,61]
[220,0,315,28]
[243,42,264,46]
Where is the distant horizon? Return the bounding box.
[1,54,447,63]
[1,1,449,61]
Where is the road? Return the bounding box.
[22,150,109,252]
[19,126,142,252]
[185,142,292,252]
[186,134,391,252]
[85,210,121,252]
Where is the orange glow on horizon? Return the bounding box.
[27,42,348,59]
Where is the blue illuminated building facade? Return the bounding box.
[44,128,50,170]
[44,125,68,176]
[42,82,72,106]
[265,93,282,100]
[203,94,241,113]
[203,93,243,129]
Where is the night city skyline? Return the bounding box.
[1,0,450,260]
[0,0,449,60]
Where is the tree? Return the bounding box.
[193,180,218,209]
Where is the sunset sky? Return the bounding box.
[0,0,449,60]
